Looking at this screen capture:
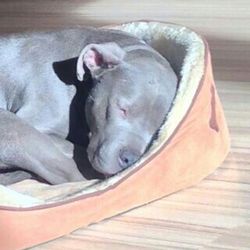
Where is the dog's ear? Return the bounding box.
[76,42,126,81]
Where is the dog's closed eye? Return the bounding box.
[116,101,128,118]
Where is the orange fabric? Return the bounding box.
[0,40,230,250]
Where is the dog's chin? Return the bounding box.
[92,165,118,178]
[91,155,121,177]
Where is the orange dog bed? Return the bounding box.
[0,21,230,250]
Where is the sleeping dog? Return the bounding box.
[0,27,177,184]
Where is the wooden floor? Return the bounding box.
[0,1,249,249]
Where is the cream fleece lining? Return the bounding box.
[0,21,205,208]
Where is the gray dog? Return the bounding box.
[0,27,177,184]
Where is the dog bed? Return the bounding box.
[0,21,230,250]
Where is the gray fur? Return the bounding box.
[0,27,177,184]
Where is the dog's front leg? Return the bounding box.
[0,109,84,184]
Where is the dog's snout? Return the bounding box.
[119,148,140,169]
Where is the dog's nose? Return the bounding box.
[119,148,140,169]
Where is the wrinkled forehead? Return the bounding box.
[102,58,165,86]
[98,67,141,102]
[94,63,166,111]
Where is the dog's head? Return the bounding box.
[77,42,177,176]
